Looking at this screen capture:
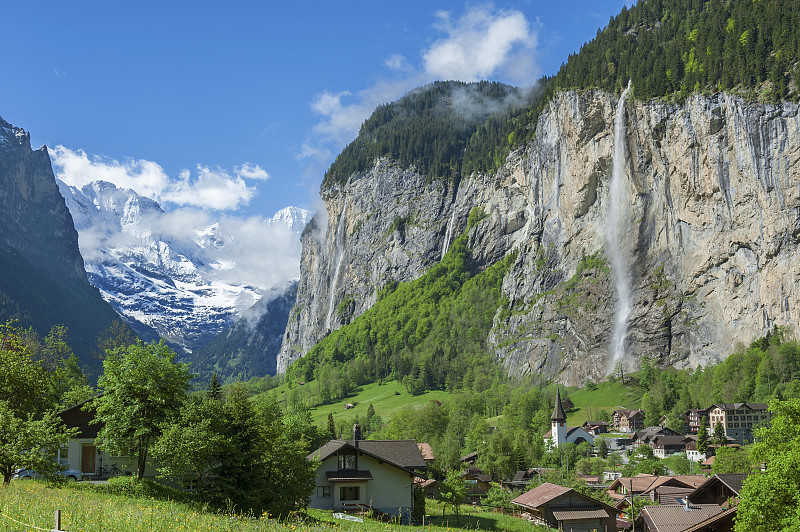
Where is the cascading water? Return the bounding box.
[441,210,457,260]
[606,80,633,373]
[325,212,346,330]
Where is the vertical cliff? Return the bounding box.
[0,117,120,362]
[278,90,800,384]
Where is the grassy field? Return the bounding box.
[272,380,452,426]
[0,482,544,532]
[565,378,643,426]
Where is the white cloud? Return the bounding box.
[301,3,540,170]
[423,6,536,82]
[51,146,270,211]
[236,162,270,180]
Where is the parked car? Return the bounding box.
[12,468,82,481]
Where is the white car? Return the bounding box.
[13,468,82,481]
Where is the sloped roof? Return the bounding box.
[58,398,101,439]
[688,473,750,502]
[512,483,573,509]
[417,442,435,461]
[608,475,705,498]
[552,387,566,421]
[308,439,427,472]
[653,435,690,447]
[654,486,694,505]
[681,506,737,532]
[638,504,724,532]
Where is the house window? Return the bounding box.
[338,452,356,470]
[340,486,360,500]
[58,446,69,461]
[317,486,331,498]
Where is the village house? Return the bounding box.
[651,435,692,459]
[461,466,492,504]
[582,420,610,436]
[688,473,749,505]
[612,408,645,433]
[631,426,681,450]
[685,439,706,463]
[307,424,426,522]
[512,482,617,531]
[57,400,155,478]
[684,409,708,434]
[707,403,770,444]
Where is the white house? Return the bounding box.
[57,400,156,478]
[307,425,427,522]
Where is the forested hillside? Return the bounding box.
[554,0,800,101]
[287,208,514,400]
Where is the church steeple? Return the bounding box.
[550,385,567,447]
[552,385,566,422]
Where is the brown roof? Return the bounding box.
[326,470,374,482]
[512,482,572,509]
[639,504,724,532]
[688,473,750,502]
[608,475,705,499]
[681,506,737,532]
[309,439,427,472]
[417,442,435,461]
[58,399,101,439]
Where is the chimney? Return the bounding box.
[353,423,361,446]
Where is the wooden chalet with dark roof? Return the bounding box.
[512,482,617,531]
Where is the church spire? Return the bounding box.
[552,385,566,422]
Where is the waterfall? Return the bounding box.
[606,80,633,372]
[325,213,346,330]
[441,210,457,260]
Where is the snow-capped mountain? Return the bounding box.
[57,179,310,351]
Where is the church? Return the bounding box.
[543,387,595,448]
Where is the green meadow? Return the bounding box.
[0,482,544,532]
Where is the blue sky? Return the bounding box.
[2,1,632,219]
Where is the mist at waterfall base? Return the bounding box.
[606,81,633,375]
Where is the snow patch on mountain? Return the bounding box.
[57,179,310,350]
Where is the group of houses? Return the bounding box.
[51,391,763,530]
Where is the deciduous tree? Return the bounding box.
[94,340,192,479]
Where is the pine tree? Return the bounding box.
[326,412,336,440]
[697,416,710,455]
[207,372,222,400]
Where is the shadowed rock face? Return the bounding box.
[0,117,86,282]
[279,91,800,385]
[0,117,120,362]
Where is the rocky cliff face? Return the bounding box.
[0,118,85,281]
[278,91,800,384]
[0,117,120,361]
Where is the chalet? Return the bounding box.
[631,426,680,450]
[307,424,427,522]
[688,473,749,505]
[685,439,706,463]
[651,435,691,458]
[462,466,492,504]
[684,409,708,434]
[636,504,725,532]
[707,403,770,444]
[582,421,610,436]
[512,482,617,531]
[57,400,155,478]
[545,387,594,448]
[607,474,706,506]
[612,409,645,432]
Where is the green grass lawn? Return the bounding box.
[0,481,545,532]
[272,380,452,426]
[565,378,643,426]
